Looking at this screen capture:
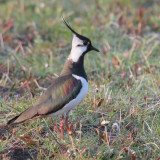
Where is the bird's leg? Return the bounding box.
[60,115,64,140]
[65,116,72,135]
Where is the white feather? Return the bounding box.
[69,35,87,62]
[50,74,88,116]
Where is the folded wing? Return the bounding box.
[7,74,82,125]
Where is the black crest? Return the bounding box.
[62,17,90,42]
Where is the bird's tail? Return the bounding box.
[7,106,39,126]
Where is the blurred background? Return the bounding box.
[0,0,160,83]
[0,0,160,159]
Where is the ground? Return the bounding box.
[0,0,160,159]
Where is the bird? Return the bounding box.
[6,18,99,139]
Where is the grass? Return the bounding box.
[0,0,160,159]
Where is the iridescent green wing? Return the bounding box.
[6,75,82,125]
[35,74,82,115]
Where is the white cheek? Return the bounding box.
[72,35,82,47]
[69,46,87,62]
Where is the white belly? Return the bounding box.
[51,74,88,116]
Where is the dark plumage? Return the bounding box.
[7,75,82,125]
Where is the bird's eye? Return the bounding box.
[83,41,88,46]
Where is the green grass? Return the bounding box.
[0,0,160,159]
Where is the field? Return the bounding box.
[0,0,160,159]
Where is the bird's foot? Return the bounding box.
[65,116,72,135]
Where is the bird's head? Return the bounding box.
[63,18,99,62]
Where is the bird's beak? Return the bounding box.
[90,45,100,52]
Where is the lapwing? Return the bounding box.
[7,18,99,139]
